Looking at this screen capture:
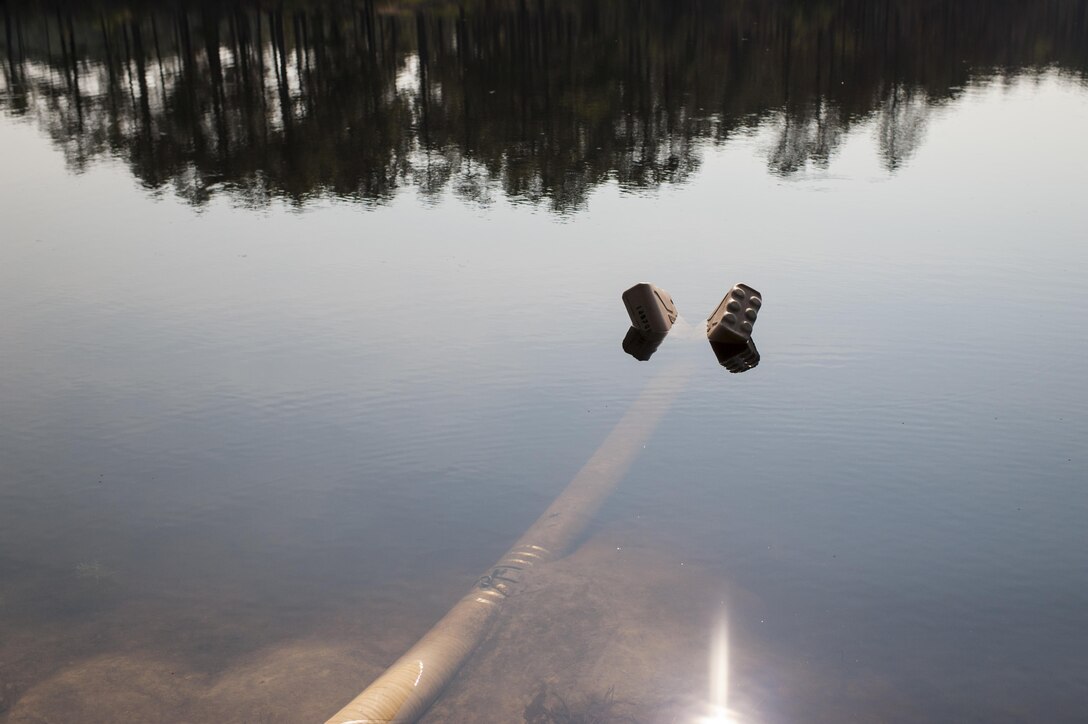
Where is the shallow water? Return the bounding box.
[2,1,1087,722]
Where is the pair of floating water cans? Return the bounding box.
[621,282,763,371]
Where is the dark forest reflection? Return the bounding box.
[1,0,1086,211]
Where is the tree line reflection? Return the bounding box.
[1,0,1086,210]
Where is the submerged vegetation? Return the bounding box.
[524,685,641,724]
[1,0,1086,210]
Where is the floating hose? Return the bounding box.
[325,366,691,724]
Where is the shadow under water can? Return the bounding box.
[622,327,668,361]
[710,339,760,373]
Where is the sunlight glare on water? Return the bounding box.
[695,613,746,724]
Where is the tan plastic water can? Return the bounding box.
[622,283,678,334]
[707,283,762,343]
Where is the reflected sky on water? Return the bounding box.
[1,1,1088,722]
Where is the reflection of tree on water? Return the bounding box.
[1,0,1085,211]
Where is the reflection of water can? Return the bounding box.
[707,283,762,343]
[623,327,668,361]
[711,339,760,373]
[622,283,678,334]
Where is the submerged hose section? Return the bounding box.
[325,366,691,724]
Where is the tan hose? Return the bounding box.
[325,366,691,723]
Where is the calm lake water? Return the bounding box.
[2,1,1087,722]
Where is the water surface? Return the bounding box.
[1,1,1087,721]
